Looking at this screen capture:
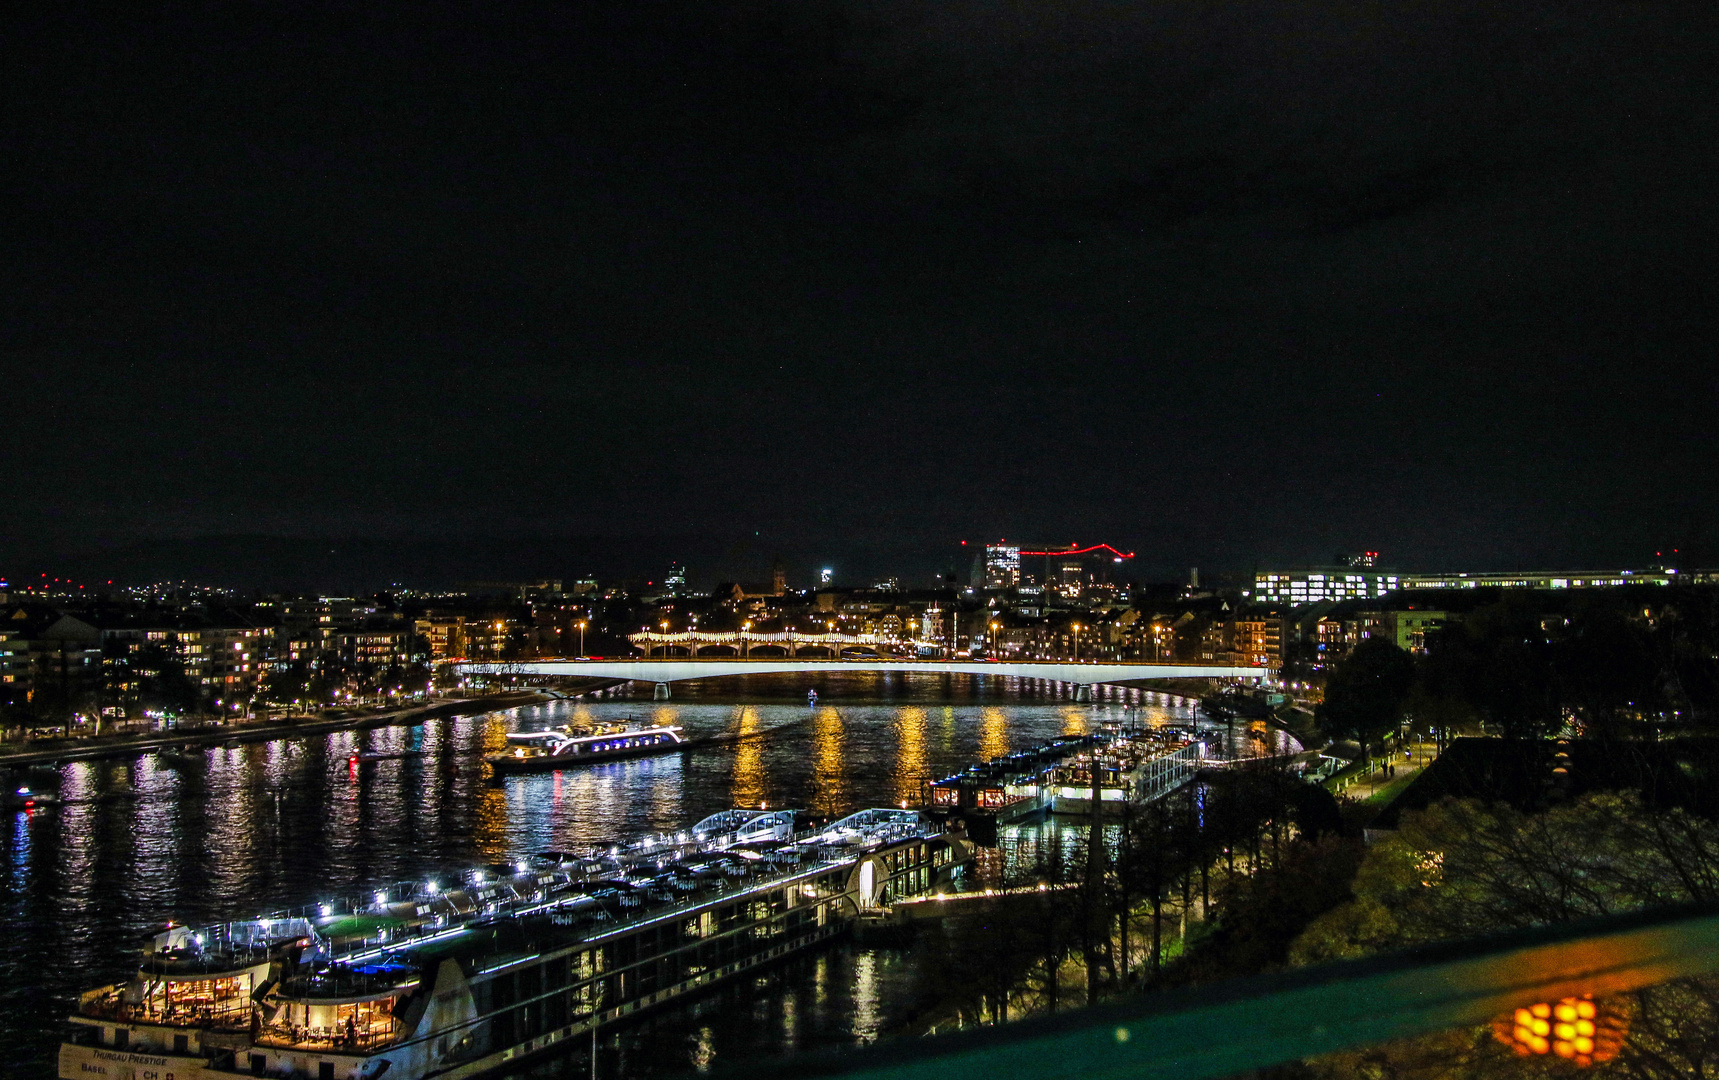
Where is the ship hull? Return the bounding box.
[485,739,688,773]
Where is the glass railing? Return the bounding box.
[735,903,1719,1080]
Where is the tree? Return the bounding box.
[260,661,311,705]
[1319,637,1414,765]
[1557,604,1673,739]
[1292,793,1719,1078]
[1421,597,1563,741]
[133,644,200,717]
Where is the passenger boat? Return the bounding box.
[350,749,423,763]
[59,808,970,1080]
[485,719,687,774]
[157,746,204,768]
[4,784,57,810]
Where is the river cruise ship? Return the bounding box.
[924,725,1207,830]
[485,719,687,773]
[60,808,970,1080]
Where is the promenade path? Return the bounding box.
[0,691,554,769]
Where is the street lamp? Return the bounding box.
[660,620,670,659]
[577,620,587,657]
[1072,623,1082,662]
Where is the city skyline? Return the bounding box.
[2,533,1711,599]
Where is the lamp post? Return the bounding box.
[577,620,587,657]
[1072,622,1082,662]
[660,620,670,659]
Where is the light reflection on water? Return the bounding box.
[892,707,927,809]
[810,707,847,818]
[0,679,1234,1073]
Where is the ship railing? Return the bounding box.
[81,994,252,1029]
[746,903,1719,1080]
[338,858,836,961]
[78,993,142,1023]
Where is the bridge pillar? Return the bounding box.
[654,682,672,700]
[1073,683,1094,703]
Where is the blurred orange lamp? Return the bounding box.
[1492,995,1627,1067]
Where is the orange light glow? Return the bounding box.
[1492,996,1625,1067]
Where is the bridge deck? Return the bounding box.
[457,658,1266,687]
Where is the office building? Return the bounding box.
[1253,570,1401,605]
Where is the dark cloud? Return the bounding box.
[3,0,1716,582]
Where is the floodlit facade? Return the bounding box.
[1399,570,1679,590]
[1253,570,1400,604]
[982,545,1022,589]
[1255,566,1687,604]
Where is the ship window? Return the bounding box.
[113,1028,128,1049]
[320,1064,336,1080]
[175,1033,189,1054]
[250,1053,267,1077]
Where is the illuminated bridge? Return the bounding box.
[455,657,1267,700]
[629,629,904,658]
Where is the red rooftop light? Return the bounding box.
[1018,543,1136,559]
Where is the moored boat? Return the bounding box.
[58,808,970,1080]
[156,745,204,768]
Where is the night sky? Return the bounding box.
[6,1,1717,588]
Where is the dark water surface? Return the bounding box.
[0,674,1233,1076]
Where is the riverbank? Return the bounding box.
[0,685,619,770]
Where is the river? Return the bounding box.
[0,673,1280,1076]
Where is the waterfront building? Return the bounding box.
[1230,613,1285,670]
[101,616,269,701]
[1311,615,1348,667]
[325,626,411,669]
[415,614,516,661]
[1252,569,1401,605]
[1382,609,1445,653]
[1199,617,1233,665]
[0,605,102,706]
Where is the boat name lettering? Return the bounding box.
[92,1049,170,1067]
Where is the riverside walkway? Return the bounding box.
[0,691,553,769]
